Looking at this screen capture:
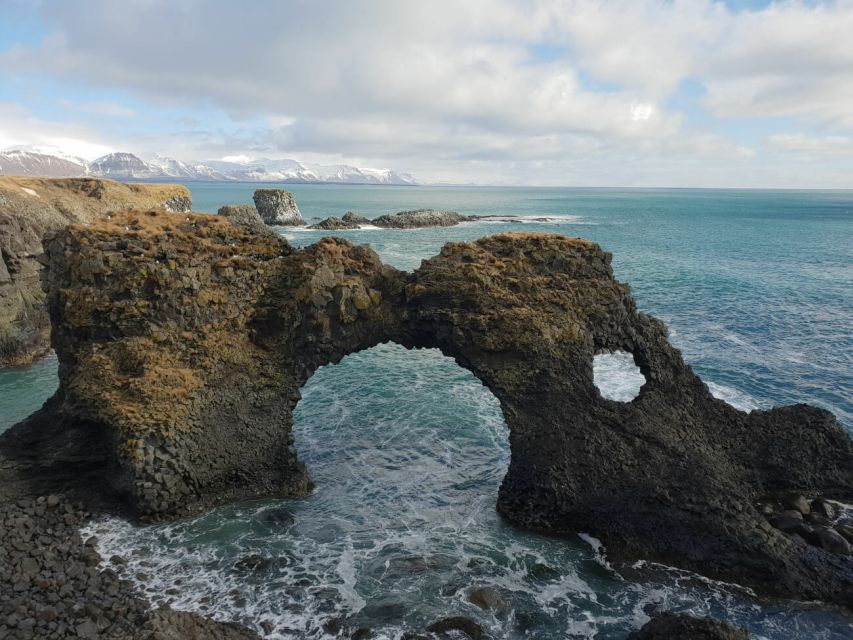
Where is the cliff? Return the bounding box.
[1,210,852,610]
[0,177,191,365]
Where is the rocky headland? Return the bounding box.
[1,209,851,616]
[0,177,191,366]
[252,188,304,226]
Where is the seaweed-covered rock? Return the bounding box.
[2,218,852,609]
[0,177,192,365]
[252,189,303,226]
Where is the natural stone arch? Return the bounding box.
[2,209,852,609]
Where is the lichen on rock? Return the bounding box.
[0,177,192,366]
[1,215,852,610]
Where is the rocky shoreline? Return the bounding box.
[0,495,259,639]
[0,493,751,639]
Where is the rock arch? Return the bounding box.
[2,209,852,607]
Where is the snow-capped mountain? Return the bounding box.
[88,152,160,179]
[0,148,418,185]
[0,149,88,177]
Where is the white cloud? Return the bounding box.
[57,99,137,118]
[0,0,852,186]
[769,133,853,156]
[0,103,115,160]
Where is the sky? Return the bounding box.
[0,0,852,187]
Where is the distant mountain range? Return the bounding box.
[0,147,419,185]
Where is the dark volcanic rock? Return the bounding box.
[371,209,464,228]
[309,211,370,230]
[0,177,192,365]
[815,527,852,555]
[252,188,304,226]
[426,616,486,639]
[2,216,853,609]
[0,496,258,639]
[309,209,464,230]
[467,586,506,611]
[217,204,277,237]
[628,613,749,639]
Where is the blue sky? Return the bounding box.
[0,0,852,187]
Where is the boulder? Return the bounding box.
[815,527,851,555]
[811,498,836,520]
[252,189,304,226]
[425,616,486,639]
[783,494,811,515]
[467,586,506,611]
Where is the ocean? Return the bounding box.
[2,184,852,638]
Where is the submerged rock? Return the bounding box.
[233,554,274,571]
[467,586,507,611]
[425,616,486,639]
[629,613,749,639]
[2,213,852,610]
[253,188,304,226]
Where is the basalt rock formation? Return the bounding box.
[216,204,278,238]
[2,209,852,610]
[0,177,191,365]
[252,188,304,226]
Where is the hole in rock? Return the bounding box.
[593,350,646,402]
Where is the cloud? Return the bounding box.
[0,0,851,186]
[57,99,137,118]
[769,133,853,156]
[0,103,114,160]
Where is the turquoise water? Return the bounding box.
[4,184,853,638]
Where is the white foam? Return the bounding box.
[593,351,646,402]
[706,381,761,412]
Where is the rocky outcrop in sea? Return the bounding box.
[2,209,851,615]
[309,209,471,230]
[308,211,371,230]
[0,177,191,366]
[252,188,304,226]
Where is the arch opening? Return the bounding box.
[593,350,647,402]
[288,342,517,634]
